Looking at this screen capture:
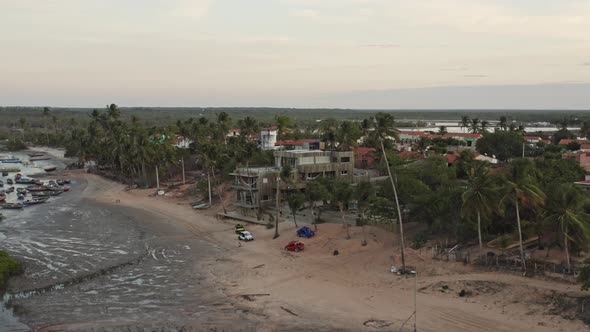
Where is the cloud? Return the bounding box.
[290,9,319,19]
[361,43,400,48]
[170,0,210,18]
[462,74,488,78]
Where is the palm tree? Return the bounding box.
[470,118,480,133]
[480,120,489,133]
[438,125,448,135]
[334,180,354,239]
[305,180,331,231]
[459,116,470,132]
[544,184,590,271]
[498,116,508,131]
[500,159,546,275]
[461,162,500,255]
[369,113,407,271]
[336,121,362,151]
[275,114,293,140]
[238,116,259,138]
[581,120,590,139]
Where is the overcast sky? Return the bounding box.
[1,0,589,108]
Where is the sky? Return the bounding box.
[1,0,589,109]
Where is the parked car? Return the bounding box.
[297,226,315,238]
[235,224,246,234]
[238,231,254,241]
[285,241,305,252]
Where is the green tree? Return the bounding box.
[498,116,508,131]
[476,131,525,162]
[438,125,448,135]
[305,179,331,231]
[552,128,575,145]
[544,184,590,271]
[566,141,581,151]
[287,191,305,228]
[470,118,480,133]
[355,181,375,243]
[461,162,501,255]
[336,121,362,151]
[275,114,293,140]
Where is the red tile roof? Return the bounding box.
[398,150,424,160]
[581,144,590,150]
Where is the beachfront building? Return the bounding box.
[275,139,323,151]
[442,133,481,148]
[260,126,279,150]
[231,150,354,217]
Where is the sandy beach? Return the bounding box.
[1,156,589,330]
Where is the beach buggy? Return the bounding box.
[297,226,315,238]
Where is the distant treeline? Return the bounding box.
[1,106,589,129]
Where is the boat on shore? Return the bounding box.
[17,193,25,200]
[30,157,51,161]
[31,190,63,197]
[23,197,49,206]
[0,180,3,187]
[16,188,27,194]
[0,194,5,202]
[0,168,21,173]
[26,185,49,192]
[2,203,24,209]
[6,179,14,185]
[44,166,57,172]
[16,178,38,185]
[0,159,22,164]
[28,153,45,157]
[6,187,15,193]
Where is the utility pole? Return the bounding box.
[522,142,525,158]
[155,165,160,190]
[181,157,186,185]
[414,271,417,332]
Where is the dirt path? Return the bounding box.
[79,172,589,331]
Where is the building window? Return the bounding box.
[325,171,336,177]
[332,157,338,163]
[341,170,348,175]
[262,195,269,201]
[341,157,350,162]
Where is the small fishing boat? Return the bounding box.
[17,193,25,200]
[6,187,15,193]
[28,153,45,157]
[0,194,5,202]
[15,178,37,185]
[1,172,7,177]
[0,168,21,173]
[31,190,63,197]
[0,159,22,164]
[6,179,14,185]
[26,186,48,192]
[15,173,22,180]
[0,180,3,187]
[56,179,65,186]
[63,179,71,184]
[35,180,44,186]
[16,188,27,194]
[44,166,57,172]
[2,203,24,209]
[63,186,70,192]
[30,157,52,161]
[23,197,49,206]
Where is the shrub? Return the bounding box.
[0,251,23,289]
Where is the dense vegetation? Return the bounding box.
[3,106,590,283]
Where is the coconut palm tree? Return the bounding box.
[470,118,481,133]
[334,180,354,239]
[336,121,362,151]
[305,179,331,231]
[438,125,448,135]
[461,162,501,255]
[459,116,470,132]
[500,159,546,275]
[356,181,375,244]
[369,112,407,271]
[498,116,508,131]
[544,184,590,271]
[480,120,489,133]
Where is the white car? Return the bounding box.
[238,231,254,241]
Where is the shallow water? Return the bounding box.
[0,173,255,330]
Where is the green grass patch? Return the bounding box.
[0,250,23,290]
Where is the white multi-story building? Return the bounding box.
[260,126,279,150]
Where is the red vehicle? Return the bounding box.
[285,241,304,252]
